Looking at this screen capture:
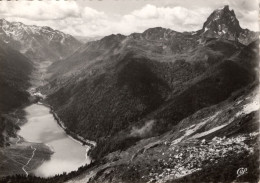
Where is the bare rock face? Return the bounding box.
[200,5,258,45]
[0,19,82,61]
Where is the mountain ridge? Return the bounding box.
[40,5,258,163]
[0,19,82,61]
[200,5,258,45]
[0,5,259,182]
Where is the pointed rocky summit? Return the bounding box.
[200,5,258,45]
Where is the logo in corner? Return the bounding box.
[237,167,248,177]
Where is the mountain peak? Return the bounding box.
[216,5,236,18]
[0,18,7,22]
[222,5,230,11]
[199,5,250,43]
[0,19,9,26]
[0,19,82,61]
[202,5,241,32]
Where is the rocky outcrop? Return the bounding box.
[200,5,258,45]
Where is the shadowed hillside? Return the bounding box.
[42,39,258,162]
[1,5,258,183]
[0,41,33,146]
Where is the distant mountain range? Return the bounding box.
[40,4,258,162]
[0,5,259,183]
[0,19,82,61]
[74,36,103,43]
[0,5,257,62]
[45,5,258,81]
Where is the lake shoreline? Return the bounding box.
[29,86,96,149]
[18,103,92,177]
[37,101,96,149]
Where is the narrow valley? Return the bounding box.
[0,2,259,183]
[16,60,93,177]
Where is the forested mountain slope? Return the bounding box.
[41,6,258,161]
[0,5,259,183]
[0,41,33,146]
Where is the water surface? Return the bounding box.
[18,104,90,177]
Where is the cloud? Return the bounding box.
[0,1,80,21]
[0,0,258,37]
[82,7,105,21]
[130,120,155,137]
[111,5,212,35]
[228,0,258,12]
[131,4,160,19]
[238,10,258,30]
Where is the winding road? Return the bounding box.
[22,145,36,177]
[16,136,21,145]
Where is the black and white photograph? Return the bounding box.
[0,0,259,182]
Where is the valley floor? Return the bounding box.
[0,60,54,177]
[0,138,52,177]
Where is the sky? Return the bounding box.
[0,0,258,37]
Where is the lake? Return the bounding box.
[18,103,91,177]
